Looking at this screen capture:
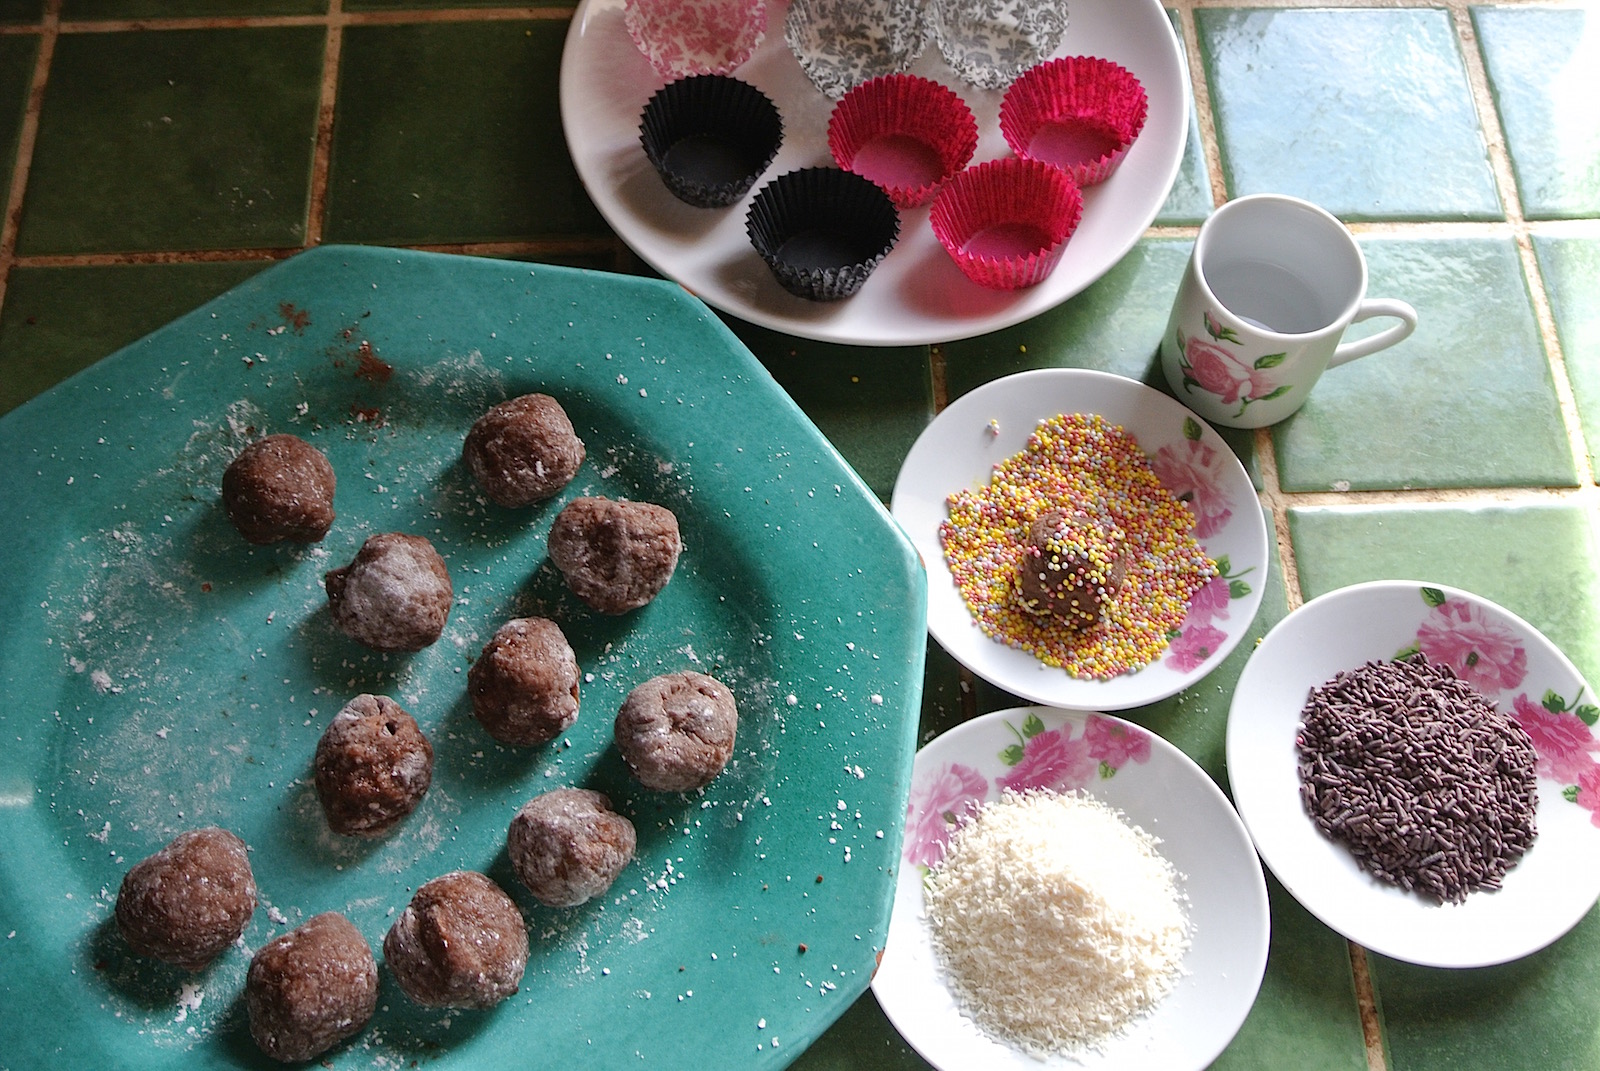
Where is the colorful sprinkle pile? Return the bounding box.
[940,413,1217,679]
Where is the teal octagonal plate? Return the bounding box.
[0,246,926,1070]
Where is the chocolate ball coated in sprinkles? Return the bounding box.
[1015,508,1128,628]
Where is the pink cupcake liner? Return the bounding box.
[625,0,768,78]
[929,156,1084,290]
[827,74,978,210]
[999,56,1149,187]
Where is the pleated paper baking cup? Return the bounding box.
[785,0,931,100]
[639,74,783,207]
[930,0,1070,91]
[827,74,978,210]
[929,156,1083,290]
[745,167,901,301]
[624,0,768,78]
[999,56,1149,186]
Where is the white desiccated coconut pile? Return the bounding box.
[923,789,1189,1057]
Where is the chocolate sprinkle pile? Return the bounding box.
[1295,654,1538,903]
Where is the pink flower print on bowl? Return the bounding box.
[1575,764,1600,828]
[996,713,1094,793]
[903,761,987,867]
[1512,692,1600,785]
[1083,714,1151,776]
[1414,589,1528,694]
[1165,622,1227,674]
[1151,420,1234,539]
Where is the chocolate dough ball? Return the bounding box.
[246,912,377,1064]
[463,393,585,507]
[547,496,682,615]
[1015,508,1128,630]
[468,617,581,746]
[324,532,453,651]
[507,788,636,908]
[383,871,528,1009]
[614,671,737,792]
[221,434,337,545]
[114,827,257,970]
[314,694,434,837]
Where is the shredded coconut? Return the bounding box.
[923,789,1188,1056]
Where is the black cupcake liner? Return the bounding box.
[639,74,784,208]
[745,167,901,301]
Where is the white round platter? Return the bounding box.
[558,0,1188,346]
[890,367,1267,710]
[873,706,1269,1070]
[1227,579,1600,967]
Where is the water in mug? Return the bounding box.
[1207,259,1334,335]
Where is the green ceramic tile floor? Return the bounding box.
[0,0,1597,1068]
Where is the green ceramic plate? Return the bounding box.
[0,246,926,1070]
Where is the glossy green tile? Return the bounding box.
[16,28,323,255]
[790,988,929,1071]
[0,34,34,210]
[1197,8,1501,221]
[1473,6,1600,221]
[1533,234,1600,472]
[0,261,271,415]
[1156,8,1215,227]
[62,0,325,16]
[324,20,607,245]
[1373,905,1600,1071]
[1272,237,1574,492]
[940,238,1261,486]
[1288,503,1600,686]
[731,322,933,502]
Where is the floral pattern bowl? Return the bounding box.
[1227,580,1600,967]
[890,367,1268,710]
[872,706,1269,1069]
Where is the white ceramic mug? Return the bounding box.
[1160,194,1417,429]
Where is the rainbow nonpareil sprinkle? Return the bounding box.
[939,413,1216,680]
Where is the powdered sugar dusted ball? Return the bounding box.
[313,694,434,837]
[115,827,257,970]
[383,871,528,1009]
[614,671,737,792]
[463,393,585,507]
[246,912,377,1063]
[547,496,682,615]
[221,434,337,545]
[468,617,581,746]
[507,788,636,908]
[324,532,453,651]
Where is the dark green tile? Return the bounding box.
[324,20,607,245]
[62,0,325,16]
[0,261,271,415]
[16,28,323,255]
[0,34,34,210]
[1373,905,1600,1071]
[0,0,42,24]
[346,0,568,9]
[1288,503,1600,686]
[1156,7,1214,226]
[1197,8,1501,221]
[1272,237,1574,492]
[1533,234,1600,472]
[730,321,932,502]
[941,238,1261,487]
[792,988,929,1071]
[1473,6,1600,220]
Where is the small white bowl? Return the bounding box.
[1227,579,1600,967]
[874,706,1269,1070]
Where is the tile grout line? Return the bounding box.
[0,0,60,317]
[302,0,345,248]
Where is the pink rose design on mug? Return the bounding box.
[1174,313,1293,416]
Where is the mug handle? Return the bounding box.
[1328,298,1418,368]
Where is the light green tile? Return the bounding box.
[1197,8,1501,221]
[1473,5,1600,220]
[1533,234,1600,472]
[1272,237,1574,492]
